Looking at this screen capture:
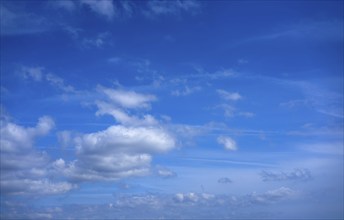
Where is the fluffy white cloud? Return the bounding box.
[0,117,75,195]
[81,0,116,20]
[217,136,237,151]
[75,125,175,154]
[55,125,175,181]
[217,89,242,101]
[1,116,54,152]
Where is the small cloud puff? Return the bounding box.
[217,89,242,101]
[217,136,237,151]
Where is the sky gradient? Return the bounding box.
[1,0,343,219]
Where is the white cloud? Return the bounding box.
[97,86,156,109]
[217,89,242,101]
[75,125,175,154]
[155,165,177,178]
[81,0,116,20]
[1,116,54,152]
[0,117,75,195]
[174,192,199,203]
[55,125,175,181]
[217,136,237,151]
[95,101,158,126]
[52,85,176,182]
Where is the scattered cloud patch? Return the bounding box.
[217,89,242,101]
[171,86,201,96]
[82,32,112,48]
[217,136,237,151]
[261,168,312,182]
[20,66,75,92]
[155,166,177,178]
[248,187,295,204]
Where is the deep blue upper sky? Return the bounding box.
[1,0,343,219]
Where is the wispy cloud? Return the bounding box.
[234,20,344,46]
[144,0,201,17]
[217,89,242,101]
[80,0,117,20]
[0,5,53,35]
[260,168,312,182]
[20,66,75,93]
[81,32,113,48]
[171,86,201,96]
[155,165,177,178]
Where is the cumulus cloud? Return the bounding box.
[217,89,242,101]
[54,124,175,181]
[51,85,177,182]
[0,117,75,195]
[217,136,237,151]
[218,177,232,184]
[260,168,312,182]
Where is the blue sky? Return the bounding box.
[0,0,343,219]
